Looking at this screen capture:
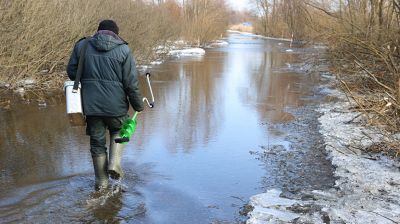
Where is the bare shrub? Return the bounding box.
[0,0,180,90]
[251,0,400,152]
[319,0,400,132]
[253,0,311,40]
[0,0,231,91]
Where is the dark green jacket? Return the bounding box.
[67,32,144,117]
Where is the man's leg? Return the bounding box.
[105,115,127,180]
[86,116,109,190]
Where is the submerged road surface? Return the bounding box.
[0,33,334,223]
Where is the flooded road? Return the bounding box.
[0,33,334,223]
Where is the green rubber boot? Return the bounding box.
[108,134,125,180]
[92,154,109,191]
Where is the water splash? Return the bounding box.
[85,179,126,207]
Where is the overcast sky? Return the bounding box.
[227,0,251,11]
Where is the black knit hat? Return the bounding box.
[97,20,119,35]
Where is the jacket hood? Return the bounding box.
[90,32,126,52]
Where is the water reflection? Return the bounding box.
[0,97,90,196]
[135,54,225,153]
[238,45,306,123]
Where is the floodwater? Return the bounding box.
[0,33,334,223]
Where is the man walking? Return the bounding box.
[67,20,144,190]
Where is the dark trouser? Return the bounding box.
[86,115,128,157]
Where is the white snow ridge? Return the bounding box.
[247,90,400,224]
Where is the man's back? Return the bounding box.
[67,31,143,116]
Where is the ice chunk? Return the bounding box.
[247,189,301,223]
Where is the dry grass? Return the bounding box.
[0,0,179,91]
[326,25,400,133]
[229,24,254,33]
[0,0,229,91]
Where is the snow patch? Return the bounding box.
[18,79,36,88]
[14,87,25,96]
[0,82,10,88]
[206,40,229,48]
[316,86,342,96]
[169,48,206,57]
[173,40,187,45]
[137,65,151,72]
[154,45,170,54]
[150,60,163,65]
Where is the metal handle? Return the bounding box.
[142,72,155,108]
[115,137,130,143]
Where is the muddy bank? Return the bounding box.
[250,99,336,194]
[247,76,400,223]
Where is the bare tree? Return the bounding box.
[252,0,309,39]
[183,0,229,46]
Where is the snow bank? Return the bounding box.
[137,46,206,72]
[315,98,400,223]
[168,48,206,57]
[247,89,400,224]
